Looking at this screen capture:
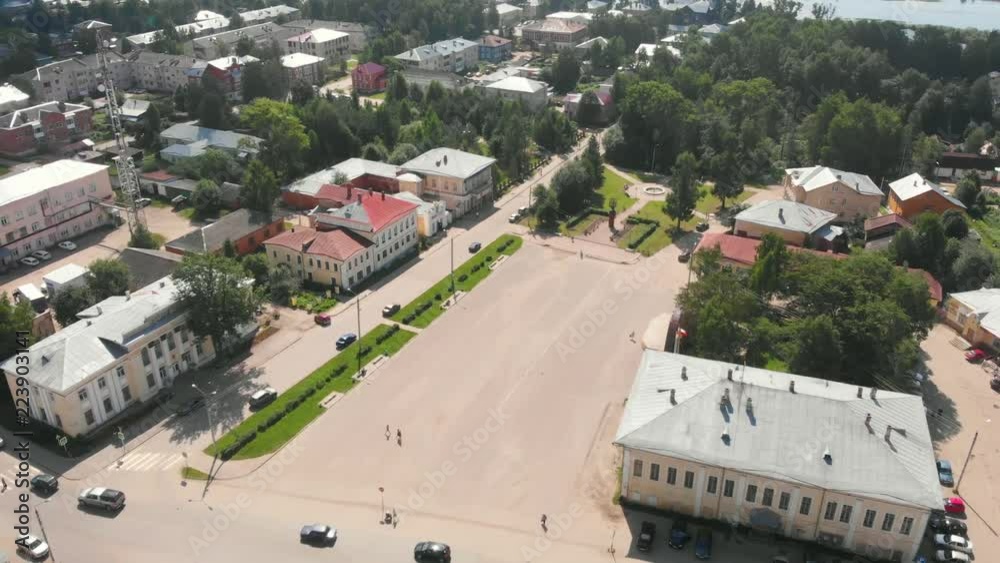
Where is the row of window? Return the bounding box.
[633,460,915,536]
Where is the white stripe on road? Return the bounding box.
[159,454,183,471]
[133,453,166,471]
[118,452,154,470]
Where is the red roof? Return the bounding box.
[141,170,177,182]
[864,213,912,232]
[264,228,318,251]
[695,233,846,265]
[355,62,386,75]
[307,229,372,260]
[315,184,372,206]
[910,268,943,302]
[321,191,417,233]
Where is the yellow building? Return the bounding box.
[784,166,883,221]
[615,351,939,563]
[943,288,1000,349]
[1,277,217,438]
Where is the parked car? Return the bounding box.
[509,213,520,223]
[30,474,58,494]
[382,304,400,317]
[929,514,967,535]
[136,198,152,208]
[678,250,692,263]
[667,519,690,549]
[176,397,205,416]
[694,529,712,559]
[249,388,277,409]
[31,250,51,261]
[15,535,49,560]
[934,535,973,553]
[20,257,39,267]
[964,348,988,362]
[468,242,482,253]
[335,333,357,350]
[937,459,955,487]
[57,240,77,251]
[943,497,965,514]
[314,313,331,326]
[935,550,970,563]
[0,436,4,448]
[696,222,710,232]
[299,524,337,545]
[78,487,126,511]
[414,541,451,562]
[636,521,655,552]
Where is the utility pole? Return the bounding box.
[356,297,362,374]
[954,431,979,494]
[450,238,455,293]
[34,505,55,562]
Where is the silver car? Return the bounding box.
[78,487,126,511]
[16,535,49,560]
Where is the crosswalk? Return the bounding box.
[106,452,186,472]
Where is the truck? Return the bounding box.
[636,521,656,552]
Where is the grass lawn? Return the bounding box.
[617,201,698,256]
[181,466,209,480]
[595,166,637,212]
[562,213,606,237]
[149,199,171,209]
[695,185,753,215]
[391,234,522,328]
[291,290,337,313]
[971,211,1000,258]
[368,91,386,100]
[206,324,416,459]
[347,58,358,70]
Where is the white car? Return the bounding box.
[509,213,519,223]
[16,534,50,560]
[935,534,973,554]
[935,550,970,563]
[19,257,39,267]
[78,487,126,511]
[31,250,51,261]
[57,240,77,251]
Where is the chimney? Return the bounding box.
[125,290,131,301]
[357,193,362,204]
[681,366,687,380]
[347,186,352,198]
[865,413,872,427]
[857,386,863,398]
[884,424,893,443]
[727,368,733,381]
[443,154,448,165]
[160,280,166,288]
[778,208,785,224]
[746,397,753,413]
[869,387,877,400]
[723,388,730,403]
[789,380,795,393]
[96,305,102,315]
[669,389,676,405]
[381,191,385,201]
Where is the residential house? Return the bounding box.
[563,88,615,124]
[159,123,262,163]
[129,52,205,95]
[733,200,842,249]
[401,148,496,217]
[493,3,524,26]
[285,28,350,62]
[522,19,589,50]
[164,209,284,256]
[864,213,912,251]
[482,76,548,110]
[127,6,299,48]
[395,38,480,73]
[203,55,260,100]
[282,19,368,52]
[616,350,939,563]
[239,5,301,25]
[479,35,513,63]
[888,173,966,220]
[119,98,150,123]
[193,23,300,60]
[281,53,326,85]
[390,190,452,237]
[545,11,594,24]
[697,23,728,41]
[0,276,217,438]
[575,36,608,58]
[19,53,130,103]
[0,101,92,156]
[117,247,183,290]
[784,166,883,221]
[934,152,1000,183]
[660,0,713,22]
[351,62,388,94]
[0,83,30,113]
[0,160,113,271]
[944,288,1000,349]
[281,158,402,209]
[264,227,373,290]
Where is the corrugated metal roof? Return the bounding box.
[786,166,883,197]
[734,200,838,234]
[889,172,965,208]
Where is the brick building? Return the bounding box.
[0,101,93,156]
[351,62,388,94]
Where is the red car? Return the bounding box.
[314,313,331,326]
[964,348,989,362]
[944,497,965,514]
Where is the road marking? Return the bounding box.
[116,452,153,471]
[133,454,166,471]
[159,454,184,470]
[108,452,186,472]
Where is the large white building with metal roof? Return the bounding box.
[784,165,884,221]
[616,351,939,563]
[733,200,841,248]
[481,76,548,110]
[395,38,480,73]
[401,148,496,217]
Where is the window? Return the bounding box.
[103,397,113,414]
[666,467,677,485]
[180,329,189,343]
[115,366,126,379]
[649,463,660,481]
[121,386,132,403]
[28,206,36,216]
[78,187,85,197]
[141,347,151,366]
[632,459,643,477]
[778,492,791,510]
[706,476,718,494]
[196,340,204,356]
[153,342,162,359]
[0,216,7,225]
[683,471,694,489]
[862,509,876,528]
[746,485,758,503]
[146,373,156,389]
[799,497,812,516]
[98,377,107,390]
[761,488,774,507]
[158,366,166,380]
[839,505,853,524]
[78,389,88,401]
[55,414,62,428]
[881,513,895,532]
[900,516,914,536]
[824,501,838,520]
[166,334,176,351]
[723,479,734,498]
[84,409,95,425]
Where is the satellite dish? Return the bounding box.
[97,84,107,92]
[102,40,110,48]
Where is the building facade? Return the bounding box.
[0,101,93,156]
[943,288,1000,349]
[887,173,966,220]
[352,62,388,93]
[391,190,452,237]
[479,35,513,63]
[20,52,200,103]
[203,55,259,100]
[395,38,480,73]
[522,19,589,49]
[193,23,300,60]
[282,20,368,52]
[401,148,496,217]
[281,53,325,85]
[784,166,883,221]
[0,160,113,270]
[286,27,349,61]
[164,209,283,256]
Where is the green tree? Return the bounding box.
[788,315,842,379]
[140,103,161,150]
[388,143,420,165]
[750,234,789,297]
[619,81,696,172]
[551,161,595,215]
[575,91,603,127]
[86,259,131,301]
[222,239,237,258]
[949,241,996,292]
[532,185,560,231]
[708,151,744,209]
[941,209,969,239]
[665,151,698,229]
[889,227,921,267]
[269,263,300,305]
[954,172,984,213]
[823,98,903,181]
[582,136,604,189]
[191,179,222,218]
[533,109,577,153]
[910,134,943,178]
[550,49,581,94]
[914,212,947,275]
[129,224,160,249]
[241,60,290,102]
[242,253,271,287]
[241,99,309,181]
[51,285,95,326]
[361,141,389,161]
[0,293,35,358]
[242,160,280,213]
[174,253,261,353]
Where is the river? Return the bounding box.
[799,0,1000,31]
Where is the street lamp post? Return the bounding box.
[191,384,218,456]
[449,238,455,295]
[356,297,362,375]
[378,486,385,521]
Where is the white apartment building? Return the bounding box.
[482,76,548,111]
[401,148,496,217]
[395,38,480,73]
[285,27,350,62]
[20,52,200,102]
[1,276,217,437]
[281,53,326,85]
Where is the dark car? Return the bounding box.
[937,459,955,487]
[468,242,482,253]
[300,524,337,545]
[382,304,401,317]
[667,519,690,549]
[636,521,656,552]
[30,474,58,493]
[414,541,451,562]
[678,250,692,263]
[335,333,357,350]
[696,222,710,232]
[176,397,205,416]
[929,514,968,535]
[694,529,712,559]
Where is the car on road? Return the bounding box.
[414,541,451,562]
[176,397,205,416]
[15,534,49,560]
[694,529,712,559]
[678,250,692,263]
[935,550,970,563]
[78,487,126,511]
[57,240,77,251]
[314,313,331,326]
[136,198,152,208]
[299,524,337,545]
[335,333,357,350]
[934,535,973,554]
[30,474,58,494]
[382,303,400,317]
[249,388,278,409]
[509,212,520,223]
[20,257,39,267]
[943,497,965,514]
[636,521,655,552]
[964,348,989,362]
[929,514,967,535]
[937,459,955,487]
[667,519,690,549]
[31,250,51,261]
[468,242,482,253]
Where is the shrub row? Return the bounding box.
[588,208,611,217]
[626,215,659,226]
[220,430,257,460]
[565,211,593,229]
[402,300,434,324]
[374,324,400,345]
[627,224,658,250]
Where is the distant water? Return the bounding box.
[800,0,1000,31]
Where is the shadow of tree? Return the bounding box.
[161,361,268,447]
[920,364,963,445]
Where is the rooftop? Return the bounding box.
[281,52,325,68]
[615,350,941,511]
[165,209,279,254]
[0,83,29,107]
[119,98,150,119]
[496,2,522,14]
[288,27,349,44]
[0,160,108,207]
[480,34,513,47]
[282,19,366,33]
[950,288,1000,337]
[546,11,594,21]
[306,228,372,260]
[523,19,588,33]
[485,76,547,94]
[316,190,417,233]
[865,213,913,232]
[396,38,479,63]
[889,172,965,208]
[785,166,883,197]
[240,4,299,23]
[695,233,844,267]
[402,148,496,180]
[42,263,88,285]
[735,200,838,234]
[207,55,259,70]
[0,101,88,129]
[117,248,182,290]
[194,23,296,48]
[160,123,262,153]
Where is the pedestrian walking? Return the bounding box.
[1,477,7,492]
[385,424,391,441]
[579,250,583,260]
[397,428,403,446]
[541,514,547,531]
